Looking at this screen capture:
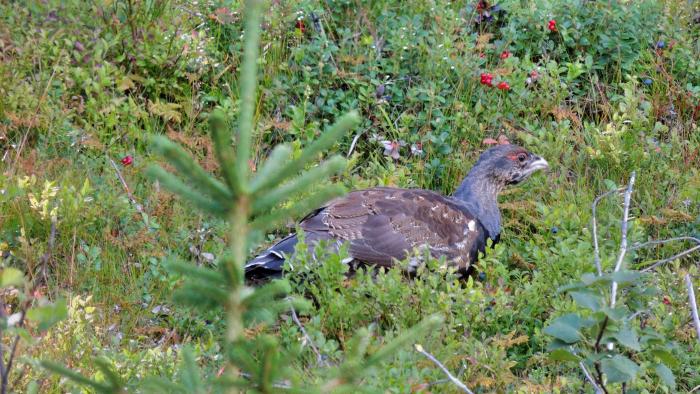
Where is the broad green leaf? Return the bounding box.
[570,290,602,311]
[548,349,580,362]
[581,271,643,287]
[546,339,572,351]
[650,348,679,368]
[654,363,676,390]
[27,299,67,331]
[543,314,589,344]
[581,273,599,285]
[613,326,640,351]
[600,355,639,383]
[556,281,585,293]
[609,270,643,284]
[601,306,628,321]
[1,268,24,288]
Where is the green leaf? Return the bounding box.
[548,349,580,362]
[27,299,67,331]
[654,363,676,390]
[543,313,591,344]
[570,290,602,311]
[613,326,640,351]
[581,273,599,285]
[600,355,639,383]
[601,306,628,321]
[1,268,24,288]
[609,270,643,284]
[650,348,679,368]
[546,339,572,351]
[556,281,585,293]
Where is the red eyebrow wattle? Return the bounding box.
[507,150,527,160]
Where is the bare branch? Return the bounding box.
[414,344,474,394]
[290,306,328,367]
[685,274,700,344]
[591,187,625,276]
[640,244,700,273]
[610,173,636,310]
[631,236,700,250]
[579,362,604,394]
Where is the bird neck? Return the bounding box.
[452,170,503,240]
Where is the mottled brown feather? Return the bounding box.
[299,187,487,272]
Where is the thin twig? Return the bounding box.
[425,363,467,388]
[108,157,148,224]
[579,362,604,394]
[591,187,625,276]
[414,344,474,394]
[346,127,370,157]
[290,305,328,367]
[594,362,609,394]
[631,236,700,250]
[685,274,700,344]
[640,244,700,272]
[594,316,609,353]
[609,172,636,344]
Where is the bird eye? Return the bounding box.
[517,153,527,162]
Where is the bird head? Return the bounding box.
[471,144,549,187]
[453,144,548,240]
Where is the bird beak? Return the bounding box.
[527,156,549,173]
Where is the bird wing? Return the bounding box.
[300,187,487,271]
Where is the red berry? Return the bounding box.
[548,19,557,32]
[497,81,510,90]
[480,73,493,86]
[295,19,306,32]
[120,155,133,166]
[500,51,511,59]
[662,296,671,306]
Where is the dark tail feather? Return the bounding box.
[244,234,298,281]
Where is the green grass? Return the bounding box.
[1,0,699,392]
